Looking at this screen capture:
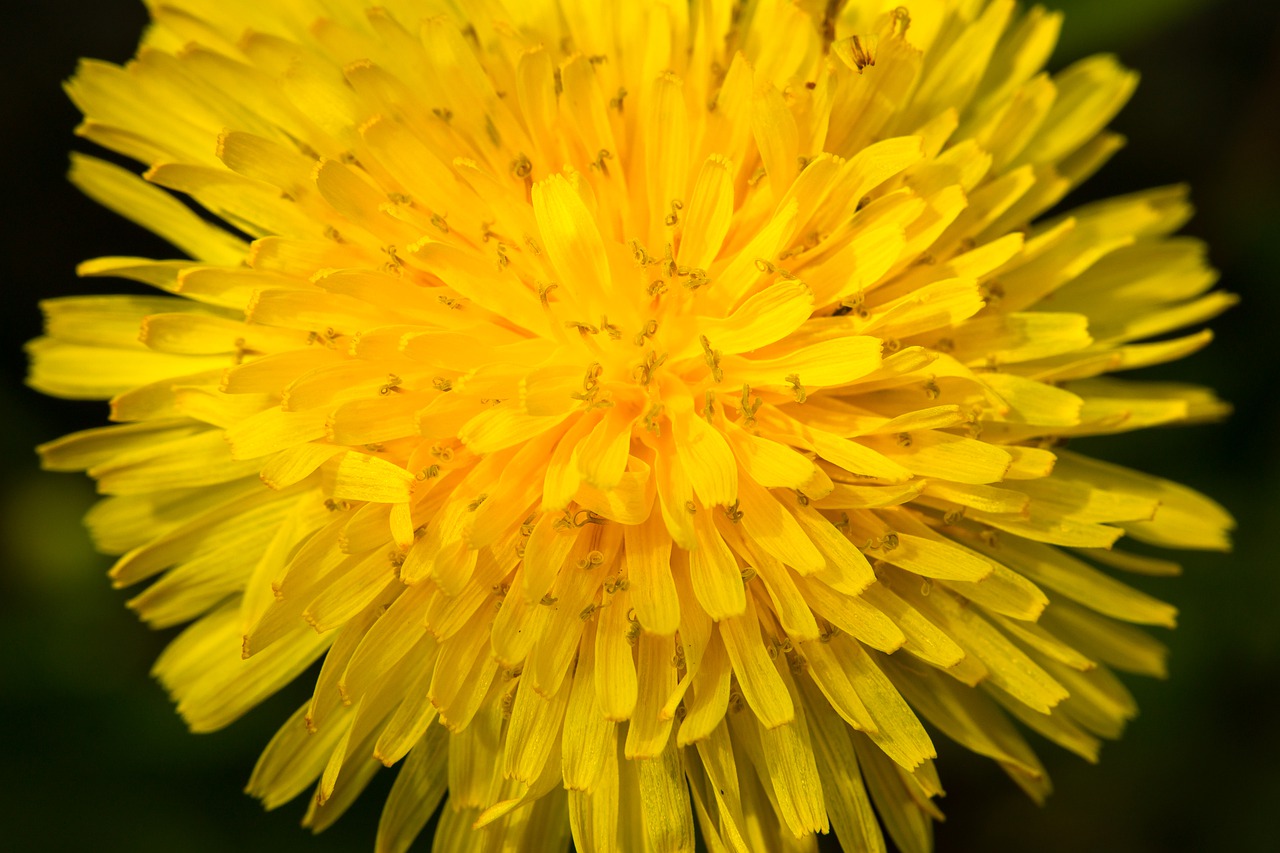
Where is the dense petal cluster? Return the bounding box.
[33,1,1233,851]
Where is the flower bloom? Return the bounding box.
[33,1,1233,850]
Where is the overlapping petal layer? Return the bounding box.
[33,1,1233,851]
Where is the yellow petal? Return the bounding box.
[726,526,820,641]
[562,622,617,791]
[978,535,1177,627]
[645,71,690,246]
[671,404,738,508]
[733,478,824,575]
[798,677,886,853]
[678,628,732,746]
[724,335,882,391]
[374,723,448,853]
[688,512,747,621]
[595,584,639,721]
[1040,598,1169,677]
[635,729,696,853]
[532,173,612,314]
[718,592,793,729]
[831,636,936,771]
[770,664,835,834]
[787,502,876,594]
[797,577,905,655]
[797,636,878,732]
[751,82,799,199]
[328,451,414,503]
[624,511,680,635]
[624,630,678,759]
[694,280,815,357]
[26,338,228,400]
[504,667,571,784]
[677,155,735,271]
[576,406,638,490]
[864,430,1011,485]
[69,154,246,264]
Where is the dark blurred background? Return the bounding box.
[1,1,1276,851]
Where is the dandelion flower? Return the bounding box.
[33,1,1234,850]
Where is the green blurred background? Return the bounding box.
[1,1,1276,850]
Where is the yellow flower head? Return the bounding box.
[33,1,1234,850]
